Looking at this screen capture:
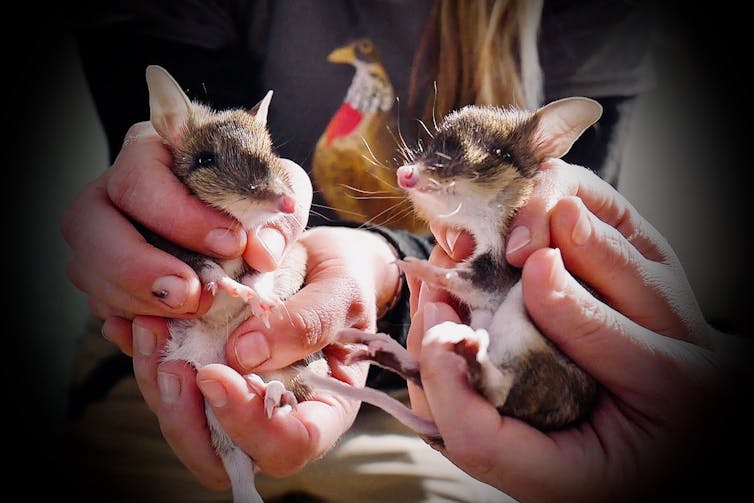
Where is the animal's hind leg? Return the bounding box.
[246,375,297,418]
[339,328,422,386]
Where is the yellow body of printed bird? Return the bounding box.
[311,39,427,233]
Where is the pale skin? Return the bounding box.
[61,121,402,488]
[63,120,726,500]
[408,159,723,503]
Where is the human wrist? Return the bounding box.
[368,233,403,320]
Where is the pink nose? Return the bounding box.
[278,194,296,214]
[397,165,418,188]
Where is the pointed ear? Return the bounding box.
[532,97,603,159]
[145,65,192,145]
[250,90,273,128]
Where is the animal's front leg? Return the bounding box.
[239,271,284,329]
[397,257,475,303]
[199,261,258,301]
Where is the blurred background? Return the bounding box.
[10,2,751,489]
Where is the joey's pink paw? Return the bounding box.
[217,277,257,301]
[246,375,297,418]
[338,328,422,385]
[248,292,284,329]
[424,321,489,363]
[396,258,457,288]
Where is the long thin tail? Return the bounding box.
[301,370,441,440]
[207,404,265,503]
[223,448,264,503]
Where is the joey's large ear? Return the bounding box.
[250,90,273,128]
[532,97,603,159]
[145,65,192,145]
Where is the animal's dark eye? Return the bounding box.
[492,147,512,162]
[358,40,373,54]
[195,152,215,167]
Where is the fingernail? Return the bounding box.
[234,331,271,371]
[205,228,244,257]
[158,371,181,404]
[423,302,442,329]
[257,227,286,265]
[133,323,155,357]
[571,206,592,246]
[198,379,228,408]
[152,275,188,309]
[549,249,569,292]
[445,227,461,256]
[506,226,531,256]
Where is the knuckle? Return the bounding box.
[570,295,623,343]
[106,158,143,213]
[291,307,328,347]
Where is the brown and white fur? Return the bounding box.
[145,66,327,503]
[305,97,602,437]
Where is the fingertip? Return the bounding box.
[505,220,550,268]
[155,359,197,408]
[133,315,171,343]
[279,158,313,203]
[204,227,246,259]
[243,227,286,272]
[550,196,592,249]
[227,329,272,373]
[102,317,134,356]
[422,301,462,330]
[521,247,569,297]
[196,364,249,410]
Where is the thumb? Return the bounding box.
[242,158,312,272]
[521,248,692,399]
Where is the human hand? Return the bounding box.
[123,225,401,486]
[409,160,721,502]
[128,315,368,488]
[61,121,311,352]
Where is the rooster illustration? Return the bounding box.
[312,39,427,233]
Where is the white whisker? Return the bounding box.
[432,81,439,131]
[310,202,367,219]
[347,195,406,200]
[359,135,390,169]
[338,184,397,196]
[358,198,409,228]
[438,202,462,218]
[416,119,434,139]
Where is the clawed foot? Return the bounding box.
[338,328,422,386]
[247,375,298,418]
[207,278,283,329]
[396,257,457,289]
[424,322,511,407]
[423,321,489,363]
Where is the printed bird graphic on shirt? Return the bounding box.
[311,39,427,233]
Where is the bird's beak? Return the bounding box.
[327,45,356,64]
